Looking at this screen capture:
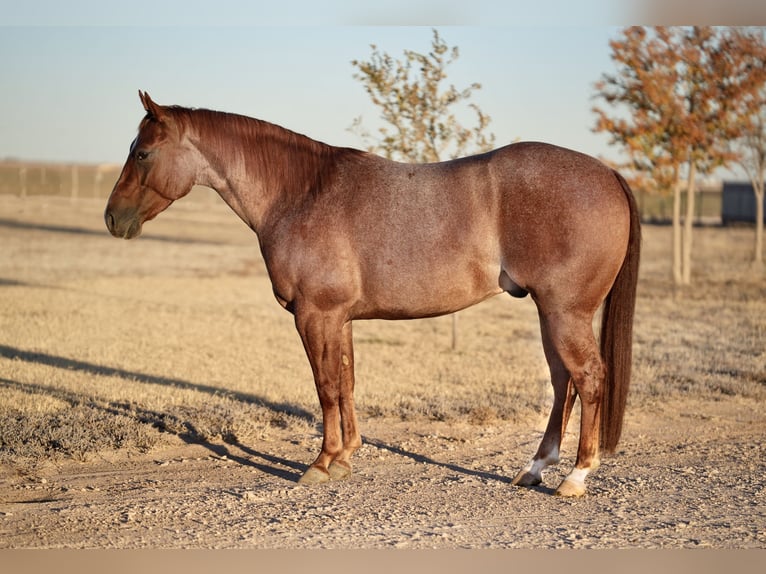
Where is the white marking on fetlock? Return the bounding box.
[545,445,560,467]
[514,447,560,486]
[556,467,590,497]
[565,467,590,486]
[524,458,548,479]
[525,446,560,476]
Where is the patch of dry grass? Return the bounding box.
[0,196,763,468]
[0,404,159,464]
[629,224,766,408]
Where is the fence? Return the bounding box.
[0,161,123,199]
[0,161,219,203]
[632,187,722,225]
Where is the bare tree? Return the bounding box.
[350,28,495,163]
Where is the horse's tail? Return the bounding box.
[599,171,641,453]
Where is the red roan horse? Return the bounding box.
[106,92,640,496]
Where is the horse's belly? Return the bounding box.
[354,257,502,320]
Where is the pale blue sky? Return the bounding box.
[1,1,763,167]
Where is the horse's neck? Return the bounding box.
[192,112,326,234]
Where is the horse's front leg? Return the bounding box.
[327,321,362,480]
[294,309,359,484]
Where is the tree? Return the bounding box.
[728,29,766,267]
[593,27,685,281]
[351,29,496,350]
[737,101,766,266]
[593,26,765,285]
[350,28,495,163]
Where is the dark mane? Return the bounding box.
[162,106,364,201]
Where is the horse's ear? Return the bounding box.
[138,90,164,121]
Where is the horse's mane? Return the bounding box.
[159,106,364,201]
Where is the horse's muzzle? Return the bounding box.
[104,208,142,239]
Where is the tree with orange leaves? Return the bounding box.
[593,26,766,285]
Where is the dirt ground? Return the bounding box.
[1,402,764,549]
[0,194,764,549]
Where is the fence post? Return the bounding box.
[94,168,103,199]
[71,164,79,200]
[19,166,27,198]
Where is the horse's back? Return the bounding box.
[489,141,624,206]
[319,141,631,319]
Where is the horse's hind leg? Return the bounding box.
[512,313,578,488]
[515,310,604,497]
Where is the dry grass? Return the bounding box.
[1,194,764,469]
[631,224,766,405]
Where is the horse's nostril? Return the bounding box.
[105,211,115,233]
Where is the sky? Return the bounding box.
[1,1,765,171]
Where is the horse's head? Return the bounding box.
[105,91,197,239]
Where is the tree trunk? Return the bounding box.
[451,314,458,351]
[682,161,697,285]
[754,174,764,266]
[672,169,683,285]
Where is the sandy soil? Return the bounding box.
[0,194,764,549]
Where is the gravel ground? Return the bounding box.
[1,397,764,549]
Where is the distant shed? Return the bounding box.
[722,181,765,225]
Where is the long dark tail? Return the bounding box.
[600,171,641,453]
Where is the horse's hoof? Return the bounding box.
[298,466,330,485]
[328,460,352,480]
[554,478,586,498]
[512,470,542,487]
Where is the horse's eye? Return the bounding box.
[136,150,150,161]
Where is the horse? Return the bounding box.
[105,91,640,497]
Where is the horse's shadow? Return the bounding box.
[0,343,314,421]
[201,441,305,482]
[0,343,552,492]
[0,343,312,481]
[361,436,557,493]
[223,435,531,488]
